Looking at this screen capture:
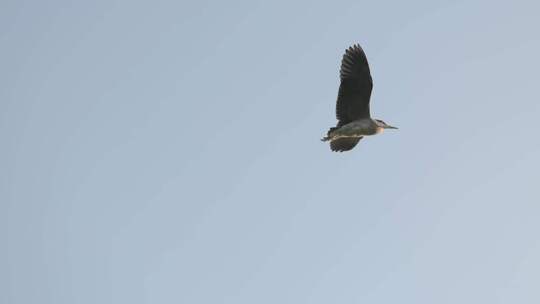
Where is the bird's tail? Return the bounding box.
[321,127,339,141]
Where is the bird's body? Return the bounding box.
[324,118,382,140]
[322,44,397,152]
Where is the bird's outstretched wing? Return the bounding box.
[330,137,363,152]
[335,44,373,126]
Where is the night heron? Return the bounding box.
[322,44,397,152]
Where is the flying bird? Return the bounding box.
[322,44,397,152]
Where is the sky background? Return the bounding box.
[2,0,540,303]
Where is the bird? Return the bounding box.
[322,44,397,152]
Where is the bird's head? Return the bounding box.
[374,119,398,130]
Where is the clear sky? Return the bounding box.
[2,0,540,303]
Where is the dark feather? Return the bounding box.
[335,44,373,126]
[330,137,363,152]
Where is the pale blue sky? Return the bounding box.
[2,0,540,303]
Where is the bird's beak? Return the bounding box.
[386,125,398,129]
